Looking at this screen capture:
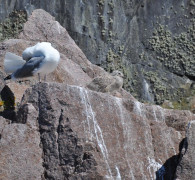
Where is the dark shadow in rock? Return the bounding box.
[0,85,16,121]
[156,138,186,180]
[16,104,28,124]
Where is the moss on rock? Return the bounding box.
[143,71,168,104]
[0,10,27,41]
[104,48,132,92]
[149,19,195,78]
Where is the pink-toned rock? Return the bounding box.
[0,105,43,180]
[189,96,195,113]
[15,83,195,179]
[0,9,195,180]
[18,9,105,79]
[0,9,106,105]
[0,71,5,93]
[175,121,195,179]
[6,82,29,106]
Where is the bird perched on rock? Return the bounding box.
[4,42,60,81]
[87,70,124,93]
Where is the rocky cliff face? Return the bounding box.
[0,0,195,107]
[175,121,195,179]
[1,82,195,179]
[0,83,194,179]
[0,9,195,180]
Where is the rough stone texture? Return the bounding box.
[0,0,194,106]
[14,82,194,179]
[6,82,29,106]
[0,71,5,92]
[0,71,6,114]
[175,120,195,179]
[87,70,123,93]
[189,96,195,113]
[0,10,94,85]
[0,104,44,180]
[0,9,107,107]
[0,10,27,41]
[0,8,194,180]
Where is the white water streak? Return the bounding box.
[55,21,61,34]
[115,98,135,180]
[147,157,162,180]
[133,101,143,116]
[152,107,158,121]
[115,166,121,180]
[159,107,165,122]
[79,87,93,140]
[152,106,165,122]
[143,79,152,102]
[78,87,113,179]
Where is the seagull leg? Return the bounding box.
[38,73,41,82]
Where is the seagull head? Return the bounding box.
[22,46,34,61]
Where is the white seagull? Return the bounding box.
[4,42,60,81]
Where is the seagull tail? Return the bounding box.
[4,52,26,73]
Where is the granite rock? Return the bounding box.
[0,71,5,93]
[0,9,106,107]
[0,105,44,180]
[0,8,194,180]
[11,82,194,179]
[175,121,195,179]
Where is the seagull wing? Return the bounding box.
[13,56,45,79]
[4,52,26,73]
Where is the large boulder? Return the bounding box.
[0,9,96,85]
[0,71,5,92]
[0,106,44,179]
[2,82,191,179]
[175,121,195,179]
[0,9,107,106]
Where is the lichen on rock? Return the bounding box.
[146,18,195,108]
[0,10,27,41]
[149,19,195,78]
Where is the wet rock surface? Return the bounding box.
[10,82,194,179]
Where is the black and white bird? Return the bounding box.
[4,42,60,81]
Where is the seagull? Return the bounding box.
[4,42,60,82]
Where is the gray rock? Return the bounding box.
[0,0,194,105]
[0,71,5,93]
[14,82,194,179]
[0,105,44,180]
[0,9,106,107]
[0,8,194,180]
[87,70,123,93]
[175,121,195,179]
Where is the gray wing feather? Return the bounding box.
[13,56,45,78]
